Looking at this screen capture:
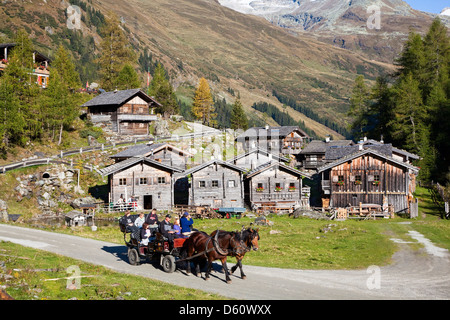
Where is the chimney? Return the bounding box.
[325,135,330,143]
[380,135,384,144]
[265,124,269,130]
[359,143,364,151]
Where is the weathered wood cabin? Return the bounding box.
[228,147,290,171]
[82,89,160,135]
[317,146,419,214]
[110,142,193,170]
[245,161,312,212]
[183,160,245,208]
[99,157,182,210]
[236,126,309,157]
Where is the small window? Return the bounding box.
[257,183,263,189]
[338,175,344,182]
[355,175,362,182]
[228,180,236,188]
[158,177,166,184]
[119,178,126,186]
[139,107,143,113]
[139,123,145,128]
[212,180,219,187]
[199,181,206,188]
[374,174,380,181]
[139,177,147,185]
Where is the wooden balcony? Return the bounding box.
[117,114,157,121]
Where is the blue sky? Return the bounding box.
[404,0,448,14]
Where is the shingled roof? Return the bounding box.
[300,139,354,154]
[245,161,313,179]
[237,126,309,139]
[81,88,161,108]
[228,147,290,164]
[182,159,245,176]
[110,143,192,159]
[324,144,393,161]
[317,148,419,173]
[98,156,182,176]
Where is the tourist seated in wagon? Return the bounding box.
[134,212,146,229]
[160,214,177,243]
[140,223,151,246]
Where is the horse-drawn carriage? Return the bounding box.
[118,213,261,283]
[118,214,185,273]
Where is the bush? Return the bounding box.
[79,126,103,139]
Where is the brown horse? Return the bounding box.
[222,227,260,280]
[181,230,247,283]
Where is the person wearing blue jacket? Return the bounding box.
[180,211,194,236]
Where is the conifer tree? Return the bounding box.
[98,12,135,91]
[348,75,370,138]
[116,64,141,90]
[230,98,248,130]
[148,63,178,115]
[52,45,81,89]
[191,77,216,126]
[388,73,426,155]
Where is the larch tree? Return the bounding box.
[191,77,216,126]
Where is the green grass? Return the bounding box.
[0,241,227,300]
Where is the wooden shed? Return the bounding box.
[245,161,312,212]
[317,146,419,214]
[183,159,245,208]
[99,156,182,211]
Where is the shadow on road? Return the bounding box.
[101,245,128,263]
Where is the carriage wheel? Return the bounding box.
[161,255,176,273]
[128,248,140,266]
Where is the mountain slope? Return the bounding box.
[218,0,450,63]
[0,0,394,138]
[91,0,393,132]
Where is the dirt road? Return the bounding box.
[0,224,449,300]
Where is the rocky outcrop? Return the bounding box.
[13,165,86,217]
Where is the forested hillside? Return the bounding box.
[348,18,450,184]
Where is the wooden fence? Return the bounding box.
[0,128,223,175]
